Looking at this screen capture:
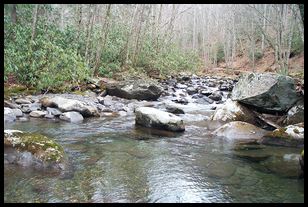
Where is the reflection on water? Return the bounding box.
[4,113,304,203]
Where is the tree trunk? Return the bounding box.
[261,4,267,52]
[121,4,139,67]
[11,4,17,24]
[297,4,304,26]
[93,4,112,77]
[31,5,39,43]
[132,5,146,66]
[85,4,96,64]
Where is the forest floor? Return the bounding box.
[202,49,304,80]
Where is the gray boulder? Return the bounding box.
[186,87,198,95]
[106,79,163,101]
[231,73,300,112]
[4,107,16,122]
[46,107,62,116]
[60,111,84,123]
[4,100,19,109]
[209,91,222,101]
[29,110,47,118]
[165,105,185,114]
[15,98,32,104]
[40,96,99,117]
[135,107,185,132]
[12,108,23,117]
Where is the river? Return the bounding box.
[4,99,304,203]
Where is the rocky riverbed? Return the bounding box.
[4,72,304,203]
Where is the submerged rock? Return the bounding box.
[259,123,304,148]
[4,130,66,170]
[211,99,257,125]
[260,156,301,179]
[233,145,271,162]
[135,107,185,132]
[106,79,163,101]
[212,121,268,142]
[231,73,300,113]
[59,111,84,123]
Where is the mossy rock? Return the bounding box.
[4,130,65,164]
[265,128,291,139]
[259,123,304,148]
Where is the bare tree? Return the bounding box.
[93,4,112,76]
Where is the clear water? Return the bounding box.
[4,108,304,203]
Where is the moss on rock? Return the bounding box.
[4,130,65,163]
[265,128,292,139]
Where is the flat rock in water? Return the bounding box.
[59,111,84,123]
[29,110,47,118]
[46,107,62,116]
[40,96,99,117]
[212,121,268,142]
[135,107,185,132]
[15,98,32,104]
[231,73,300,113]
[206,161,237,178]
[259,123,304,148]
[211,99,257,125]
[4,100,19,109]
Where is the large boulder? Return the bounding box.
[40,96,99,117]
[4,130,66,170]
[106,79,163,101]
[259,123,304,148]
[212,121,268,143]
[231,73,300,113]
[135,107,185,132]
[211,99,257,125]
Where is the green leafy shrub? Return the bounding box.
[216,44,225,63]
[4,23,89,92]
[291,32,304,56]
[249,50,263,61]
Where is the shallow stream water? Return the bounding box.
[4,100,304,203]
